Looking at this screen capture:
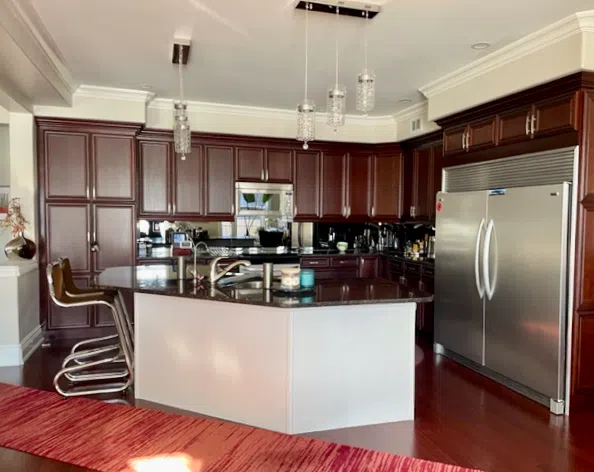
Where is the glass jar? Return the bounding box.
[280,268,301,290]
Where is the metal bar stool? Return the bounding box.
[59,258,134,367]
[47,261,134,397]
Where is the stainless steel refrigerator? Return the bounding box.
[434,183,571,414]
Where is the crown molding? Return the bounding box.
[75,85,155,103]
[420,11,593,98]
[391,101,428,122]
[0,0,76,105]
[148,97,394,127]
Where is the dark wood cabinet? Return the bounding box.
[173,145,204,218]
[46,203,91,273]
[498,106,533,146]
[44,132,89,199]
[443,126,467,156]
[372,153,402,220]
[204,145,235,219]
[533,93,578,138]
[467,117,497,151]
[139,141,171,217]
[266,149,293,183]
[359,256,379,278]
[405,140,443,221]
[92,204,136,272]
[48,274,93,329]
[320,152,347,220]
[92,135,135,201]
[294,151,320,220]
[236,147,265,182]
[347,153,372,219]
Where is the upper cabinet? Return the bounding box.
[294,151,320,220]
[372,152,402,221]
[204,145,235,219]
[347,152,373,220]
[441,91,579,162]
[43,132,90,200]
[236,147,293,183]
[93,135,135,201]
[138,141,172,217]
[320,152,347,220]
[173,145,204,218]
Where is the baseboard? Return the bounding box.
[21,325,43,363]
[0,325,43,367]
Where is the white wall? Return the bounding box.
[0,124,9,185]
[17,268,39,342]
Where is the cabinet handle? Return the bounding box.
[261,169,265,181]
[93,187,96,200]
[531,113,536,137]
[86,187,90,200]
[172,202,176,215]
[87,231,90,243]
[348,207,351,218]
[265,169,269,181]
[294,204,298,215]
[231,203,235,214]
[90,242,100,253]
[308,261,320,265]
[525,114,530,136]
[371,206,376,217]
[168,203,172,214]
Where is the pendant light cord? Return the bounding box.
[304,2,309,99]
[335,5,339,86]
[178,47,184,102]
[364,10,368,70]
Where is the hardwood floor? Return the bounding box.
[1,342,593,471]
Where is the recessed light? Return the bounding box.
[398,98,412,104]
[471,42,491,50]
[140,84,153,90]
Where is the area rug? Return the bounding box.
[0,383,482,472]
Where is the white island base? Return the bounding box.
[134,293,416,434]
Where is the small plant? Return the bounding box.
[0,198,29,238]
[0,192,8,213]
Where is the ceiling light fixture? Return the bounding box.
[172,40,191,161]
[296,2,315,150]
[356,7,375,115]
[471,42,491,50]
[326,4,346,132]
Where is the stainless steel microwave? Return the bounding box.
[235,182,294,219]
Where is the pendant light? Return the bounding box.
[296,2,315,150]
[326,5,346,132]
[173,41,191,160]
[356,8,375,114]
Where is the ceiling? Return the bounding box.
[27,0,594,115]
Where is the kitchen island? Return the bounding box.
[98,265,432,434]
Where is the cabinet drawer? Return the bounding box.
[331,257,359,268]
[390,260,404,274]
[405,263,422,277]
[422,266,434,278]
[301,257,330,268]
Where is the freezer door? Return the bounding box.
[435,190,488,365]
[484,183,570,400]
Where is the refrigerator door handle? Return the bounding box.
[483,219,497,300]
[474,218,486,299]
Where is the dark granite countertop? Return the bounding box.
[98,265,433,308]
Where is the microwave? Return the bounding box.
[235,182,294,219]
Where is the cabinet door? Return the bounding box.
[266,149,293,183]
[44,132,89,199]
[48,274,93,329]
[534,93,578,138]
[443,126,467,156]
[294,151,320,220]
[205,146,235,219]
[372,154,402,220]
[173,145,203,217]
[93,204,136,272]
[498,107,532,146]
[46,203,91,273]
[236,147,264,182]
[467,117,497,151]
[348,153,372,219]
[320,152,347,219]
[96,285,134,327]
[359,256,379,278]
[139,141,171,216]
[92,135,135,201]
[411,147,433,219]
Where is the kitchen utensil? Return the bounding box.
[300,269,315,288]
[263,262,274,289]
[336,241,348,253]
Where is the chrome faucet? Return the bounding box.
[209,257,251,284]
[195,241,209,252]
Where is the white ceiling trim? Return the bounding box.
[0,0,76,105]
[76,85,155,103]
[391,101,429,122]
[148,97,395,127]
[420,11,594,98]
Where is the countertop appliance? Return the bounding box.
[235,182,294,219]
[435,183,571,415]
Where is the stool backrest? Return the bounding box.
[46,262,66,303]
[59,257,76,292]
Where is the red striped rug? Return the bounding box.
[0,383,483,472]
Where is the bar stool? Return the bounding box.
[47,261,134,397]
[59,258,134,366]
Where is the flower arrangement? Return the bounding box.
[0,198,29,238]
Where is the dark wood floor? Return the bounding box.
[1,342,593,472]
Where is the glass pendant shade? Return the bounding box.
[356,69,375,114]
[326,85,346,131]
[296,99,315,150]
[173,102,191,160]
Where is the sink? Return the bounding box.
[231,280,266,289]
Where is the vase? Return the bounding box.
[4,232,36,261]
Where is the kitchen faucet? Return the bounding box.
[209,257,251,284]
